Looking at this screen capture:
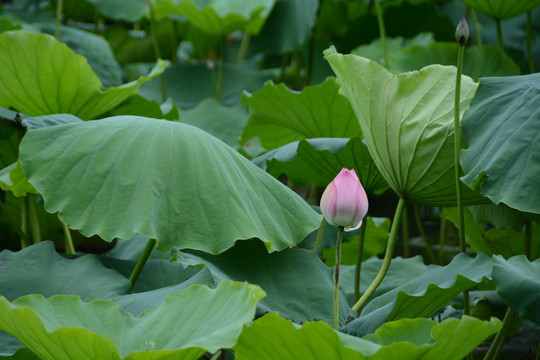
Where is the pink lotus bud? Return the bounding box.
[320,168,369,231]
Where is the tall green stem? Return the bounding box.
[401,204,410,257]
[470,8,482,47]
[216,37,226,102]
[454,42,470,323]
[495,18,503,51]
[148,0,166,102]
[374,0,387,67]
[454,44,466,254]
[413,204,437,263]
[438,217,447,265]
[28,195,42,244]
[483,308,515,360]
[20,196,28,248]
[354,221,367,301]
[55,0,64,39]
[352,197,405,313]
[62,222,75,255]
[526,10,535,73]
[333,226,344,329]
[236,32,250,63]
[129,238,157,293]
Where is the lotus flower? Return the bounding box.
[320,168,368,231]
[455,17,469,45]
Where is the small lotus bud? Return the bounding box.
[320,168,369,231]
[455,17,469,45]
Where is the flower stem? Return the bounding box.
[354,221,367,301]
[413,204,436,263]
[483,307,515,360]
[352,197,405,313]
[454,40,471,328]
[454,44,466,254]
[374,0,387,67]
[526,10,535,73]
[333,226,344,329]
[62,222,75,255]
[128,238,157,293]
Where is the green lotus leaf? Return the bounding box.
[492,255,540,325]
[234,312,501,360]
[388,43,520,81]
[460,73,540,215]
[460,0,540,19]
[152,0,276,35]
[0,30,165,120]
[0,280,265,359]
[178,239,355,327]
[88,0,148,22]
[253,138,388,193]
[19,116,321,254]
[0,242,129,302]
[114,95,179,121]
[325,46,486,206]
[241,77,361,150]
[342,253,492,336]
[0,161,36,197]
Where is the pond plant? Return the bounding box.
[0,0,539,359]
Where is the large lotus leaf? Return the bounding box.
[19,116,321,254]
[40,24,123,88]
[252,138,388,192]
[322,217,391,267]
[325,46,485,206]
[460,73,540,215]
[179,98,248,148]
[388,43,520,81]
[0,31,165,120]
[234,312,501,360]
[342,253,493,336]
[0,161,36,197]
[467,203,527,231]
[492,255,540,325]
[0,280,265,359]
[460,0,540,19]
[241,77,361,150]
[153,0,275,35]
[441,207,540,259]
[177,239,355,327]
[0,242,129,301]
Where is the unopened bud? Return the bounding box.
[455,17,469,45]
